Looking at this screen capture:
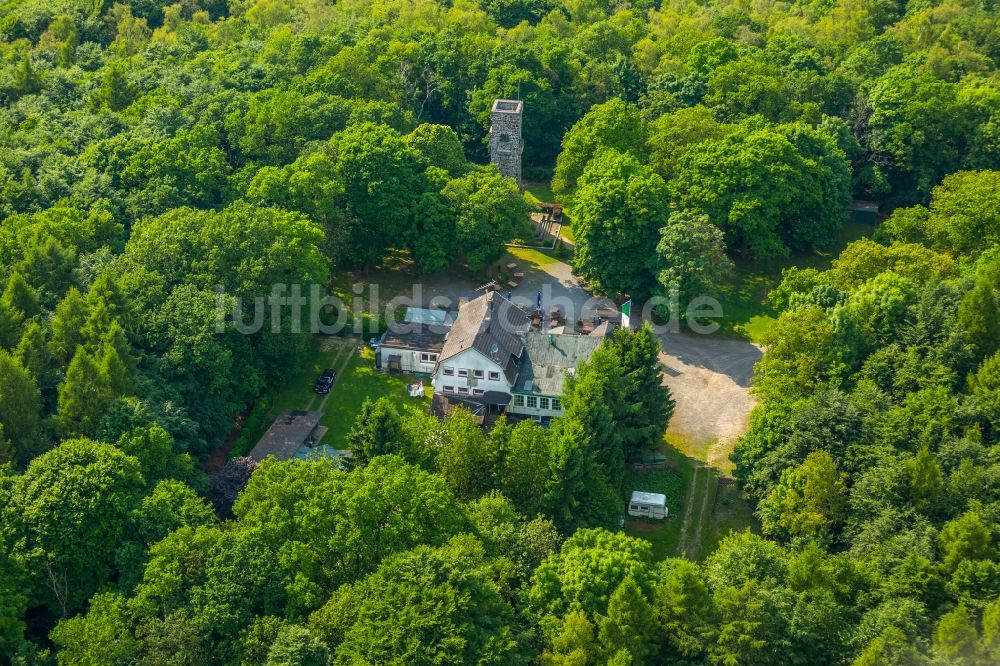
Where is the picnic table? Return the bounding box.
[513,271,525,278]
[506,262,518,270]
[507,280,519,288]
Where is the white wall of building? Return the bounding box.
[379,347,438,374]
[507,393,564,418]
[433,349,512,400]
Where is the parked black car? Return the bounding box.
[314,369,336,394]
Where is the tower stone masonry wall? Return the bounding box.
[489,98,523,189]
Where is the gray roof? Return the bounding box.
[431,394,486,423]
[248,410,324,462]
[439,292,530,383]
[589,321,615,338]
[512,332,602,396]
[630,491,667,507]
[379,323,446,353]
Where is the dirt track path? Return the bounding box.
[687,469,716,559]
[677,465,702,557]
[316,339,359,412]
[304,338,356,411]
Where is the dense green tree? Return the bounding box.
[330,123,426,266]
[15,322,58,409]
[552,98,646,200]
[0,350,44,465]
[121,125,231,216]
[91,62,138,112]
[0,548,27,655]
[603,324,674,459]
[884,171,1000,257]
[560,343,627,480]
[234,456,468,607]
[224,89,353,165]
[0,302,19,350]
[596,576,657,663]
[57,348,116,439]
[433,407,497,500]
[332,536,526,665]
[864,66,975,204]
[758,450,848,542]
[468,492,561,584]
[49,592,139,665]
[265,624,329,666]
[957,279,1000,363]
[657,209,734,301]
[652,559,716,661]
[407,191,457,274]
[346,397,404,466]
[528,529,653,622]
[645,106,732,183]
[442,165,532,271]
[541,417,619,533]
[753,305,845,403]
[405,123,468,176]
[670,120,850,259]
[1,273,40,322]
[541,611,599,665]
[117,425,198,489]
[5,439,144,617]
[131,479,215,546]
[48,287,89,365]
[568,149,669,298]
[932,605,984,665]
[494,419,552,517]
[938,510,993,573]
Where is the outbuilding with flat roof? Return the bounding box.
[247,410,326,463]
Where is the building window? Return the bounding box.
[442,385,454,393]
[443,367,454,376]
[539,397,550,410]
[473,388,485,397]
[513,395,525,407]
[421,352,438,363]
[630,504,639,512]
[473,369,484,379]
[457,386,469,395]
[457,368,469,377]
[488,371,500,381]
[526,396,538,409]
[551,398,562,411]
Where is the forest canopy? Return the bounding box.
[1,0,999,662]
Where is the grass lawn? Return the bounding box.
[623,439,757,561]
[559,222,574,244]
[234,338,431,457]
[524,181,556,203]
[266,340,349,416]
[623,462,687,560]
[714,221,873,342]
[506,246,562,267]
[318,347,430,449]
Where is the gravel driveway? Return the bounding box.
[659,333,761,473]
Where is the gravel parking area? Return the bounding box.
[659,332,761,473]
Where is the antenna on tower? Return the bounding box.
[517,81,521,100]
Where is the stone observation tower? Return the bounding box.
[489,98,524,190]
